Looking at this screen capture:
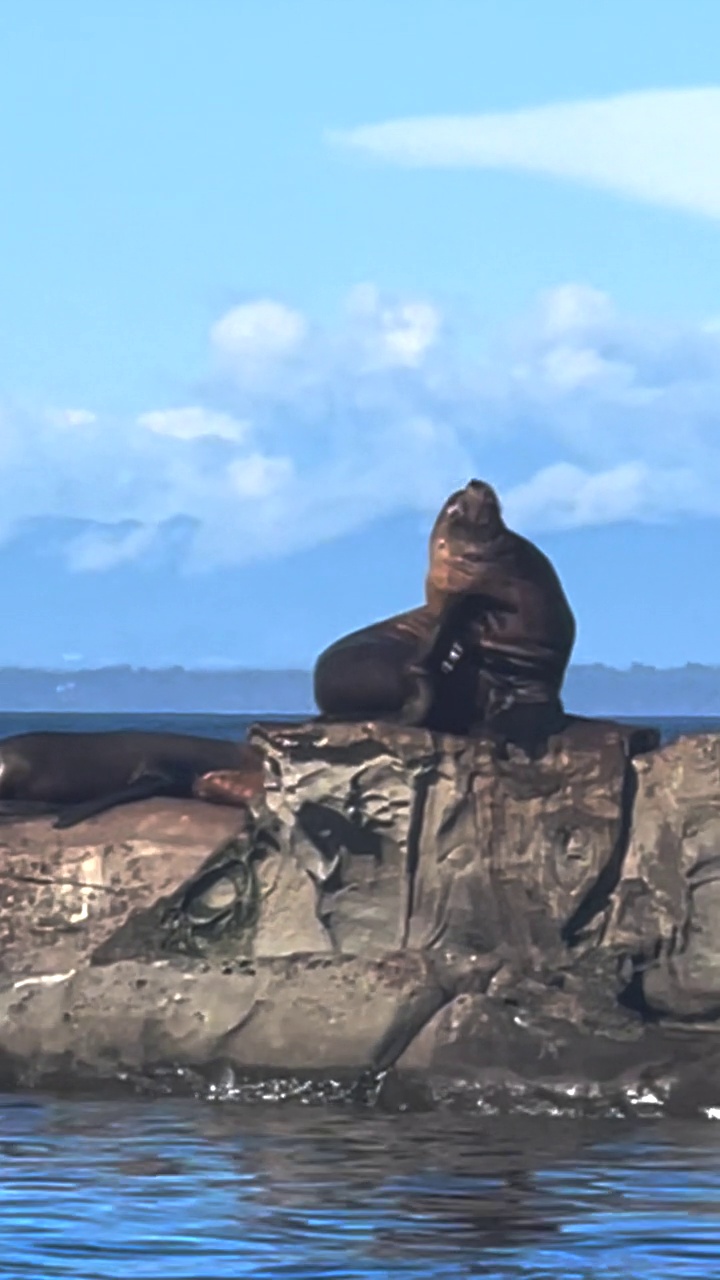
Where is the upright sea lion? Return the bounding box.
[314,479,576,754]
[417,478,576,750]
[0,731,264,829]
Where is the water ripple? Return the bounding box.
[0,1098,716,1277]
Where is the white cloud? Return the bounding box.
[329,88,720,220]
[345,283,441,367]
[503,462,704,530]
[536,283,615,339]
[227,453,294,498]
[211,300,307,371]
[5,280,720,572]
[138,407,248,442]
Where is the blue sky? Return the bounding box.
[2,0,720,669]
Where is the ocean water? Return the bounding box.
[0,710,719,1279]
[0,708,715,742]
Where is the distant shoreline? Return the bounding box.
[3,664,717,673]
[0,710,717,721]
[0,666,716,716]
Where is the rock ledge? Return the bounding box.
[2,716,720,1114]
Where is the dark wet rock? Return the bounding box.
[604,732,720,1020]
[2,716,720,1114]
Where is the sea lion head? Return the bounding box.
[426,479,505,609]
[438,479,504,538]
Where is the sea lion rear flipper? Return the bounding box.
[52,774,176,829]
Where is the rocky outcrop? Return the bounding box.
[0,799,249,978]
[2,715,720,1114]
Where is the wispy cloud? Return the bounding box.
[5,280,720,571]
[138,407,249,442]
[328,88,720,220]
[504,461,704,531]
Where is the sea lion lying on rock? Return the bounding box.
[314,479,576,756]
[0,731,264,828]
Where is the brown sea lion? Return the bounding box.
[313,479,576,754]
[416,478,577,749]
[0,731,264,829]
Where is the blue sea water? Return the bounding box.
[0,710,718,1279]
[0,708,715,742]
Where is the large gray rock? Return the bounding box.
[1,716,720,1113]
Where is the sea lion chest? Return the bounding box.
[429,532,576,690]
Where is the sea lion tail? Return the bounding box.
[52,774,178,829]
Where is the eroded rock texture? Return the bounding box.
[0,799,248,978]
[609,733,720,1020]
[1,717,720,1113]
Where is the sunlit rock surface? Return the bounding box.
[1,716,720,1114]
[0,799,247,978]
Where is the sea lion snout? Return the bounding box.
[442,479,503,538]
[461,478,501,521]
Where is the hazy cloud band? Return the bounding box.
[4,280,720,572]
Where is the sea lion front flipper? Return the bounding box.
[396,621,455,727]
[52,774,177,829]
[397,595,479,728]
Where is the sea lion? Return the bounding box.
[0,731,264,829]
[314,479,576,754]
[417,477,577,751]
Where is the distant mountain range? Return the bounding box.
[3,513,719,676]
[0,664,717,716]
